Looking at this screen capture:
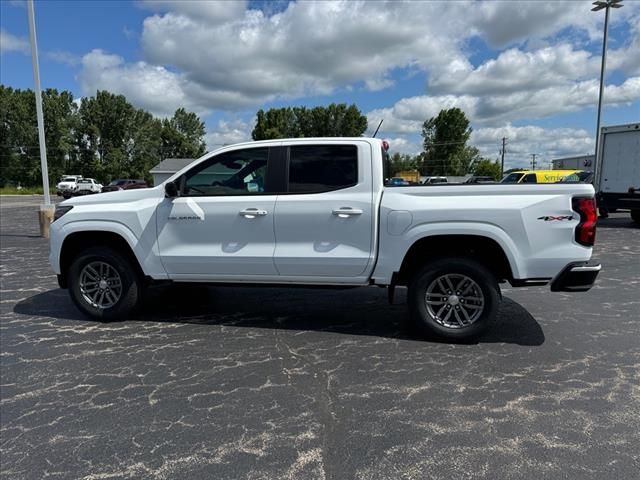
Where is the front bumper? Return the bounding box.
[551,262,601,292]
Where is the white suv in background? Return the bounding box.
[56,175,82,196]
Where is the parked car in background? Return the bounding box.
[464,176,497,184]
[501,170,581,184]
[423,176,448,185]
[101,179,148,192]
[75,178,103,195]
[388,177,410,186]
[56,175,82,196]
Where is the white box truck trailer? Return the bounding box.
[595,123,640,224]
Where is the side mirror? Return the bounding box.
[165,181,178,198]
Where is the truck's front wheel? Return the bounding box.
[68,247,141,321]
[408,258,500,341]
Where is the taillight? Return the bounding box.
[572,197,597,247]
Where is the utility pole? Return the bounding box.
[530,153,537,170]
[500,137,507,177]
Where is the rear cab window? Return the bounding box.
[288,145,358,193]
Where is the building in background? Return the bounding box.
[551,155,594,170]
[150,158,194,186]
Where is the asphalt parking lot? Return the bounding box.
[1,195,639,480]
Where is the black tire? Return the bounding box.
[631,209,640,224]
[408,257,500,341]
[68,247,141,321]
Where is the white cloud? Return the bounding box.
[0,29,29,55]
[366,95,478,135]
[77,49,205,117]
[429,44,600,96]
[139,0,247,24]
[138,1,474,109]
[46,50,80,66]
[69,0,639,146]
[608,16,640,76]
[367,76,640,136]
[471,125,594,168]
[131,0,640,111]
[205,119,253,150]
[384,137,422,156]
[470,1,598,48]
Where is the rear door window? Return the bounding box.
[288,145,358,193]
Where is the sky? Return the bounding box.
[1,0,639,170]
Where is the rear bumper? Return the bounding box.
[551,262,601,292]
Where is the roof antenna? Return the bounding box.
[372,119,384,138]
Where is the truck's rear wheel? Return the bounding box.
[408,258,500,341]
[68,247,141,321]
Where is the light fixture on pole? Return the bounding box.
[592,0,623,187]
[27,0,55,236]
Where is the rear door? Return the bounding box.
[273,142,375,279]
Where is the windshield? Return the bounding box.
[559,171,592,182]
[501,173,525,183]
[109,180,127,186]
[62,177,76,182]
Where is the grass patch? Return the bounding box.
[0,187,57,195]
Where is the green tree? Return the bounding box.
[76,90,137,180]
[0,86,76,187]
[421,107,472,175]
[0,85,207,187]
[129,110,163,182]
[471,158,502,180]
[388,152,420,177]
[161,108,206,159]
[252,103,367,140]
[42,89,76,182]
[449,145,483,176]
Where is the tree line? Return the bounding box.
[1,84,500,188]
[0,86,206,187]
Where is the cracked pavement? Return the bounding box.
[1,195,639,479]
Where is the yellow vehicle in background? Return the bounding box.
[501,170,582,184]
[396,170,421,184]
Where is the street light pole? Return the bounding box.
[27,0,55,237]
[592,0,623,187]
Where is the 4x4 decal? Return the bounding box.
[537,215,574,221]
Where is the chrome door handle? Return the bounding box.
[332,207,363,218]
[239,208,268,218]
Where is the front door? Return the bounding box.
[273,143,375,279]
[156,146,279,279]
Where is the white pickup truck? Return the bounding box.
[49,138,600,340]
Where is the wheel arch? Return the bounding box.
[59,230,147,288]
[395,234,515,286]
